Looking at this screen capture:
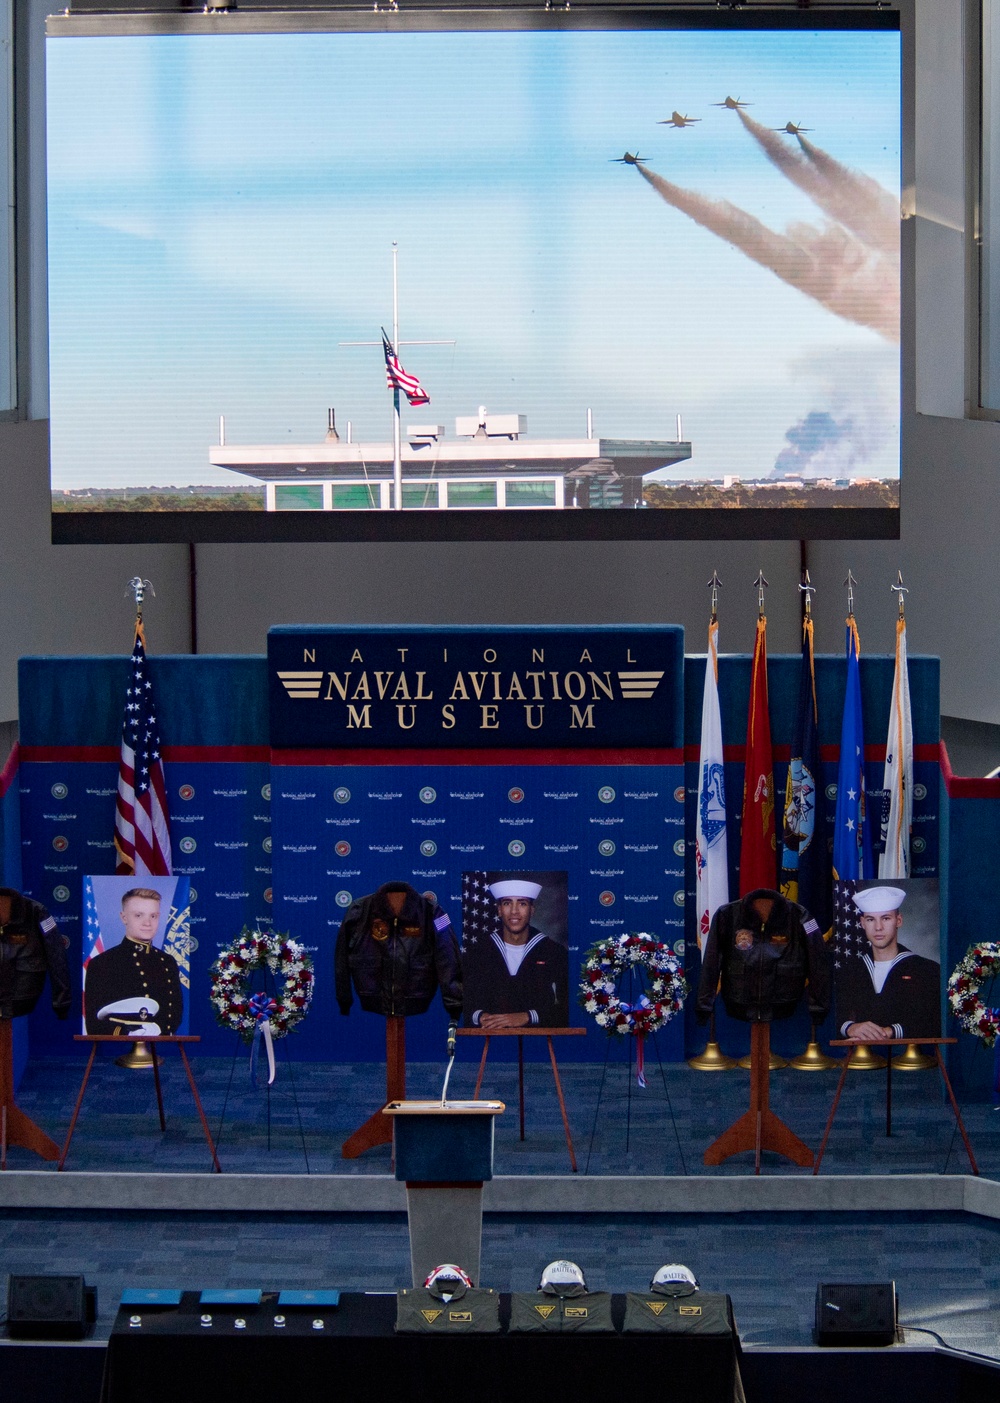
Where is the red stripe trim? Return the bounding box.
[940,739,1000,798]
[0,742,18,799]
[683,742,940,764]
[269,746,684,766]
[19,745,270,764]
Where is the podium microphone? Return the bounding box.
[440,1022,458,1106]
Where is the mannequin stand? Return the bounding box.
[0,1019,59,1166]
[342,1014,406,1159]
[703,1023,814,1174]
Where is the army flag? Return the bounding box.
[695,618,729,949]
[833,618,874,881]
[879,615,913,879]
[780,614,831,930]
[739,614,776,894]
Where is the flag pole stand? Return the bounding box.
[0,1019,60,1163]
[788,1023,840,1071]
[893,1042,936,1071]
[846,1043,886,1070]
[703,1022,813,1172]
[115,1039,162,1070]
[688,1011,738,1071]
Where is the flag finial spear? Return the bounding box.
[844,569,858,618]
[125,577,155,619]
[891,569,908,619]
[799,568,815,619]
[707,570,722,623]
[753,570,768,617]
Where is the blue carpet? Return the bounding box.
[5,1054,993,1177]
[0,1208,998,1357]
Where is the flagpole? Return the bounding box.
[689,571,738,1072]
[391,243,403,511]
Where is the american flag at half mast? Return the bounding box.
[382,330,431,407]
[115,616,172,877]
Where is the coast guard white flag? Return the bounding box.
[879,615,913,878]
[695,618,729,950]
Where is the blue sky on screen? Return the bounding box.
[46,27,900,490]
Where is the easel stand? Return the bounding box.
[814,1037,978,1175]
[703,1022,814,1174]
[342,1014,406,1159]
[59,1035,221,1173]
[457,1026,585,1172]
[0,1018,60,1166]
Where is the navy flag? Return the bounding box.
[833,618,874,881]
[779,613,830,932]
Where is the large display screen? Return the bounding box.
[46,9,901,543]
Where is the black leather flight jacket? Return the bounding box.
[696,889,830,1025]
[335,880,463,1019]
[0,887,72,1021]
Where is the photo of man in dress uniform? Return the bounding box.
[83,883,186,1036]
[461,871,569,1029]
[835,881,941,1042]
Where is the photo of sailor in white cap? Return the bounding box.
[461,871,569,1029]
[835,881,941,1042]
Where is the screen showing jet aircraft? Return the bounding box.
[45,10,901,544]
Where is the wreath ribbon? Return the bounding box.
[248,992,278,1086]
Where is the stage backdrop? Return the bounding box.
[11,635,943,1069]
[267,625,686,1064]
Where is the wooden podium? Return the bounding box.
[384,1098,505,1285]
[342,1014,406,1159]
[0,1018,60,1166]
[703,1023,813,1174]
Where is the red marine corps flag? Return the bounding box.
[114,580,172,877]
[739,574,776,894]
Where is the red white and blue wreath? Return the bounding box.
[209,927,314,1085]
[948,943,1000,1047]
[579,933,687,1085]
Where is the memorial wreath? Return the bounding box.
[947,942,1000,1047]
[579,932,686,1084]
[209,926,315,1042]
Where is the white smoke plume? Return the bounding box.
[735,110,899,259]
[636,162,899,342]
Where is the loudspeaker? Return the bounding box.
[6,1274,96,1339]
[815,1282,897,1347]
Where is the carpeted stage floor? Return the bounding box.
[2,1055,1000,1358]
[6,1052,994,1177]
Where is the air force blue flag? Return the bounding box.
[833,619,874,881]
[695,618,729,949]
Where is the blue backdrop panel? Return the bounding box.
[17,655,271,1058]
[18,655,269,748]
[1,750,28,1085]
[270,760,686,1064]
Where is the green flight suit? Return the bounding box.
[508,1290,615,1333]
[395,1284,500,1334]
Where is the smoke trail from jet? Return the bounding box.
[735,110,899,259]
[636,163,899,341]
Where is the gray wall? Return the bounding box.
[3,0,998,735]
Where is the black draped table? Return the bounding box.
[102,1290,744,1403]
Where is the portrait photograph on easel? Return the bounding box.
[81,875,191,1038]
[461,871,569,1031]
[833,879,941,1044]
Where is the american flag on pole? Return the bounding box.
[382,330,430,406]
[114,619,172,877]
